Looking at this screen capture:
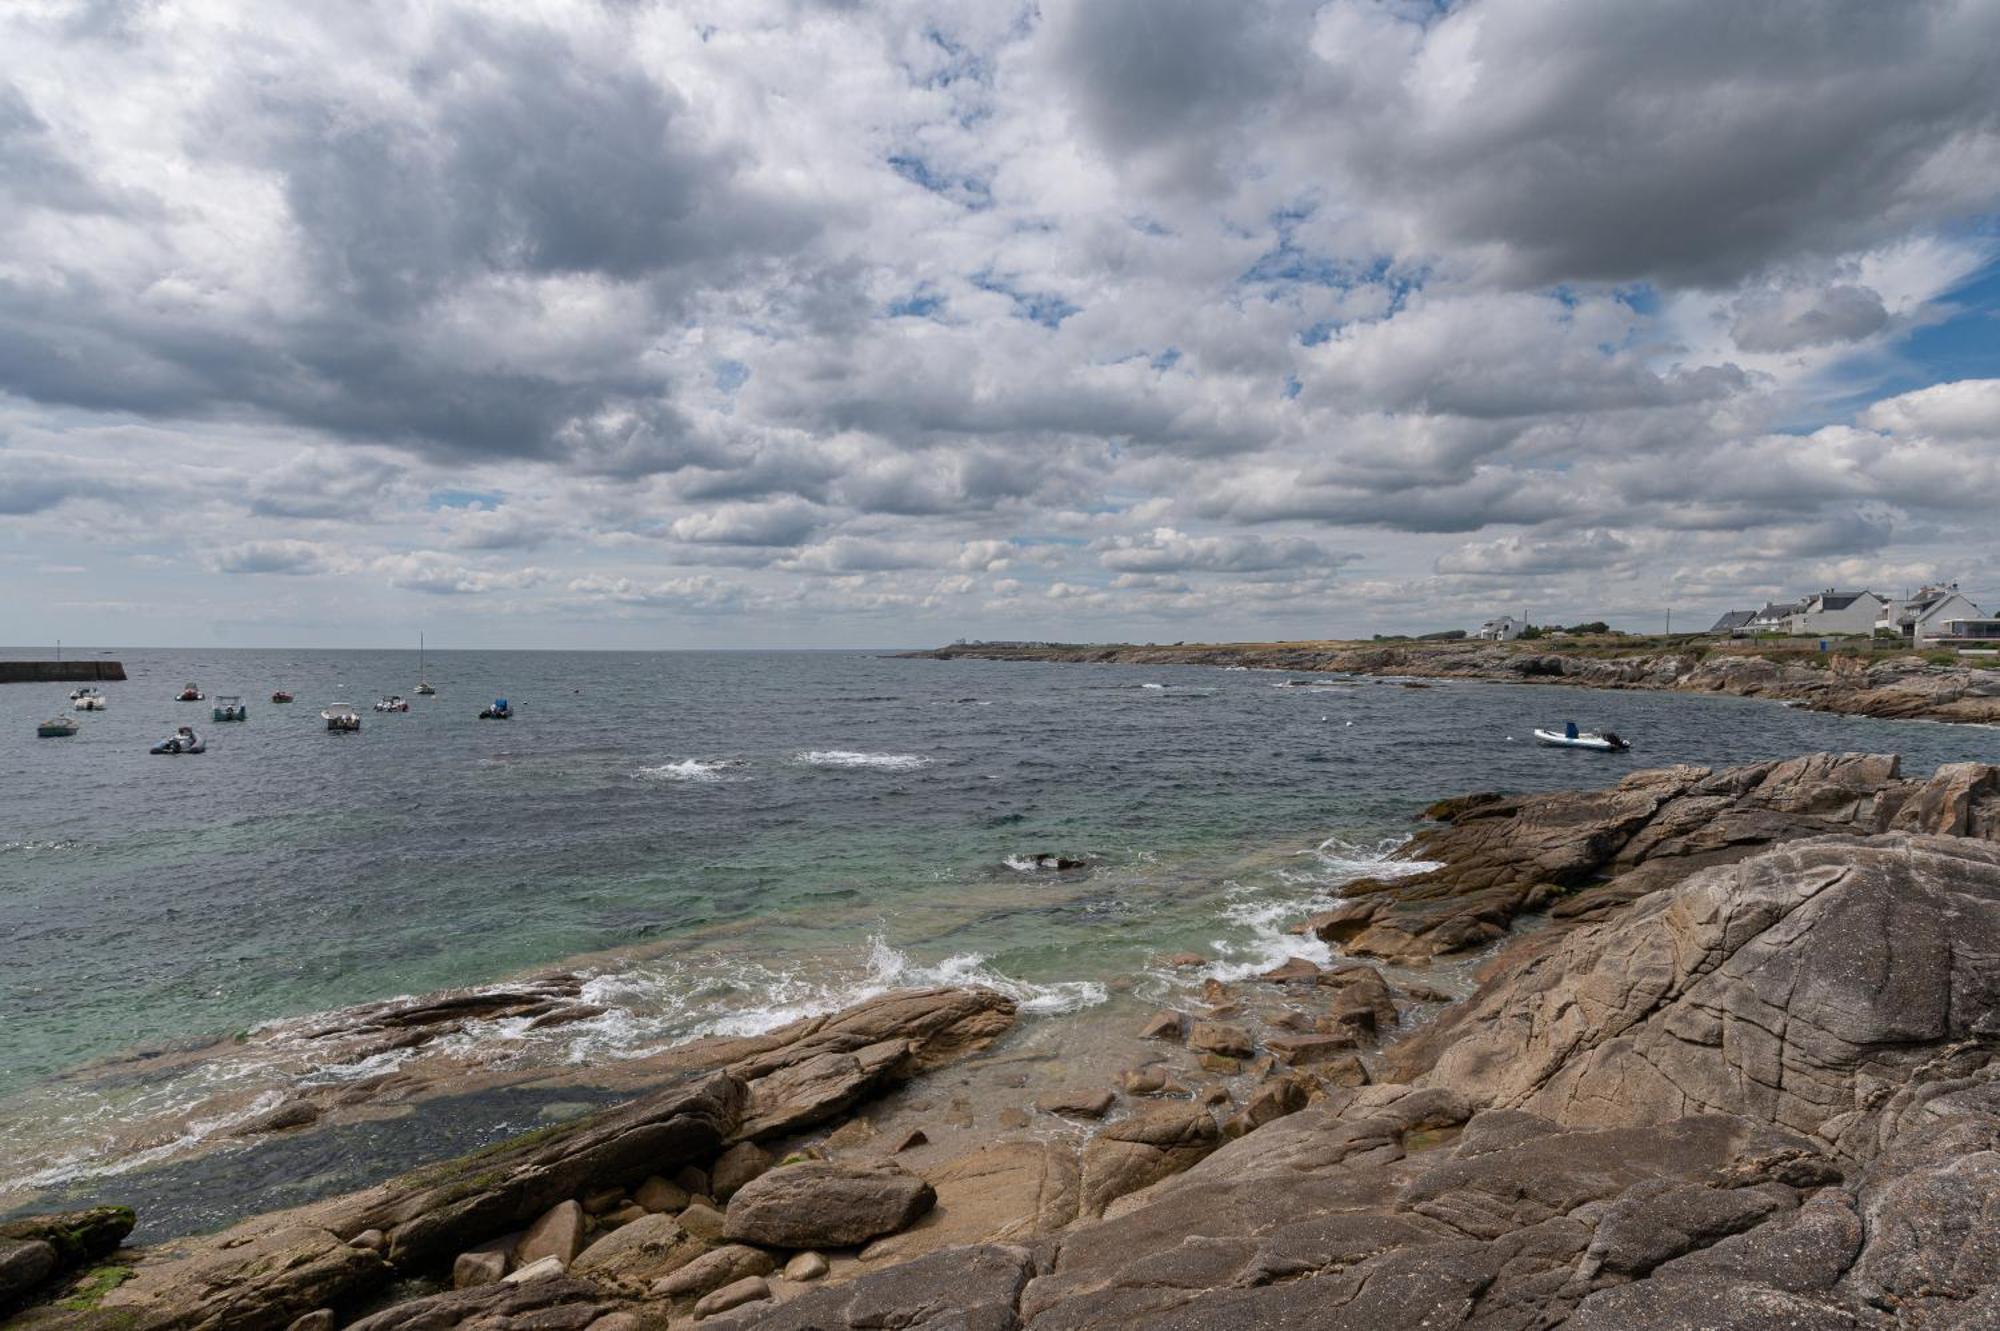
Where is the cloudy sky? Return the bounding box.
[3,0,1998,648]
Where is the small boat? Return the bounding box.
[478,698,513,720]
[415,633,436,696]
[70,687,107,711]
[323,703,362,733]
[1533,726,1631,752]
[271,691,294,704]
[151,725,205,754]
[374,695,410,713]
[38,714,80,738]
[212,695,249,723]
[177,682,205,702]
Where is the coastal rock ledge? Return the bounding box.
[9,755,2000,1330]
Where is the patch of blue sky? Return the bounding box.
[1282,375,1303,400]
[1785,255,2000,431]
[426,489,503,510]
[972,269,1080,328]
[1299,321,1337,347]
[1151,347,1182,371]
[918,26,991,89]
[714,359,749,393]
[887,153,992,210]
[888,289,947,318]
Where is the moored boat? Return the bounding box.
[478,698,513,720]
[323,703,362,733]
[177,682,205,702]
[1533,725,1631,752]
[151,725,205,754]
[70,687,107,710]
[271,690,294,704]
[374,695,410,713]
[212,695,249,723]
[415,633,436,696]
[38,714,80,738]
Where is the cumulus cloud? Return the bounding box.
[2,0,1998,645]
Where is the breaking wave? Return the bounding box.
[633,758,747,783]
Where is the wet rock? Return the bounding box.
[232,1099,325,1136]
[1187,1021,1253,1058]
[514,1200,585,1269]
[723,1160,936,1249]
[1157,952,1206,968]
[695,1275,771,1320]
[1119,1066,1171,1095]
[1195,1053,1240,1074]
[1079,1106,1221,1217]
[287,1311,336,1331]
[572,1212,705,1284]
[1264,1032,1356,1065]
[784,1251,829,1282]
[1138,1010,1184,1041]
[1259,956,1321,984]
[634,1175,690,1213]
[1036,1088,1116,1119]
[0,1206,136,1273]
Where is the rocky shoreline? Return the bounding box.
[6,754,1999,1328]
[901,638,2000,726]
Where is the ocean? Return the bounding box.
[6,647,1999,1223]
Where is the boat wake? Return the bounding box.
[797,750,932,771]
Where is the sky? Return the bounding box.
[2,0,1998,649]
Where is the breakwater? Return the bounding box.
[0,660,126,684]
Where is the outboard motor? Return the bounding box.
[1603,731,1629,751]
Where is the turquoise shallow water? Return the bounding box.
[5,647,1999,1205]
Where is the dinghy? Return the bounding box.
[212,695,249,722]
[38,714,80,738]
[151,726,205,754]
[1533,725,1631,752]
[70,687,107,711]
[323,703,362,733]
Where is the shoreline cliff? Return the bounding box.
[6,755,1998,1329]
[899,638,2000,726]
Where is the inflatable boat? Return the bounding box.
[1533,727,1631,752]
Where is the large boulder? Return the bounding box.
[1394,834,2000,1156]
[570,1212,707,1285]
[0,1207,135,1310]
[722,1161,936,1248]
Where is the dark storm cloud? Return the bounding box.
[1049,0,2000,288]
[1731,284,1892,353]
[0,8,818,473]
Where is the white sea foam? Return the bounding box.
[798,750,931,771]
[634,758,746,783]
[1003,853,1084,872]
[1193,834,1442,984]
[1141,682,1166,689]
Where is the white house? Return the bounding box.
[1786,589,1890,638]
[1474,615,1523,641]
[1745,601,1803,633]
[1879,584,1989,645]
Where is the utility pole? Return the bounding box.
[1664,609,1671,637]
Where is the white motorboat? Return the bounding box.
[70,687,107,710]
[1533,727,1631,752]
[375,695,410,713]
[323,703,362,732]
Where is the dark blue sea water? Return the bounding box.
[5,647,1999,1200]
